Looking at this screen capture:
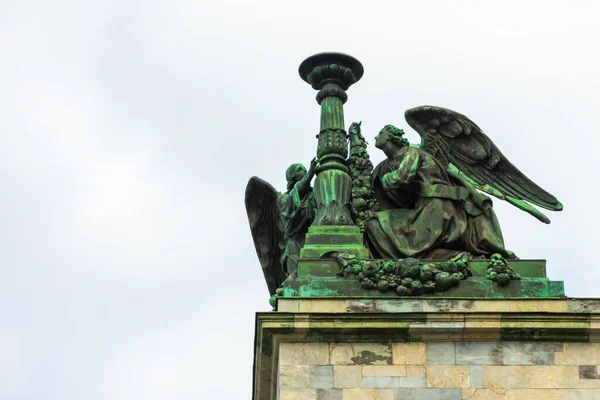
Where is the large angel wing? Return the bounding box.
[405,106,563,223]
[245,177,286,295]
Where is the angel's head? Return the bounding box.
[286,163,307,191]
[375,125,409,151]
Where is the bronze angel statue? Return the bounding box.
[246,105,563,293]
[351,106,562,260]
[245,158,318,295]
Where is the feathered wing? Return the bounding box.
[405,106,563,223]
[245,177,286,295]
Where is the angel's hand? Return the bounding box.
[308,157,319,176]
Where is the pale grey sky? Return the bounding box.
[1,1,599,399]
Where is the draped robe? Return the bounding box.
[277,185,316,274]
[366,146,512,260]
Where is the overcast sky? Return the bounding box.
[1,1,600,399]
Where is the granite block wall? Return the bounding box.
[278,341,600,400]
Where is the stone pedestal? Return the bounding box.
[254,298,600,400]
[300,226,369,259]
[253,260,600,399]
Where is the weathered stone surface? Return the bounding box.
[483,366,529,389]
[280,366,333,389]
[394,388,462,399]
[280,366,312,389]
[463,314,502,328]
[506,389,559,400]
[392,343,426,365]
[333,366,361,388]
[483,366,581,389]
[508,300,567,313]
[426,365,470,388]
[499,313,590,343]
[456,342,502,365]
[406,365,425,376]
[582,380,600,388]
[280,342,330,365]
[470,365,483,388]
[591,319,600,343]
[279,299,300,312]
[502,342,561,365]
[557,389,600,399]
[556,343,599,365]
[313,366,334,388]
[346,299,423,313]
[330,343,392,365]
[315,389,342,400]
[431,315,465,329]
[298,300,347,313]
[342,388,393,400]
[409,315,466,341]
[462,388,507,399]
[423,299,509,313]
[362,365,407,377]
[532,367,580,388]
[280,389,316,400]
[279,298,600,315]
[362,376,426,388]
[579,366,599,379]
[294,314,310,329]
[464,315,502,341]
[426,342,455,365]
[567,299,600,313]
[256,300,600,399]
[257,377,271,400]
[409,324,463,341]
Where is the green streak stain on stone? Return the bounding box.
[304,313,423,342]
[500,315,590,342]
[260,320,295,357]
[500,327,589,342]
[306,330,411,342]
[501,320,589,330]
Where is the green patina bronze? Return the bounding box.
[281,259,563,300]
[333,252,473,296]
[245,52,563,302]
[486,253,520,285]
[299,52,363,227]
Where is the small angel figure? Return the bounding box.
[245,158,318,295]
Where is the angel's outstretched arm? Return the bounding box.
[381,148,420,190]
[294,157,318,198]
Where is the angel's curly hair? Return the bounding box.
[382,124,409,147]
[285,163,306,191]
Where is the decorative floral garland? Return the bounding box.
[267,253,519,307]
[486,253,520,285]
[333,252,472,296]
